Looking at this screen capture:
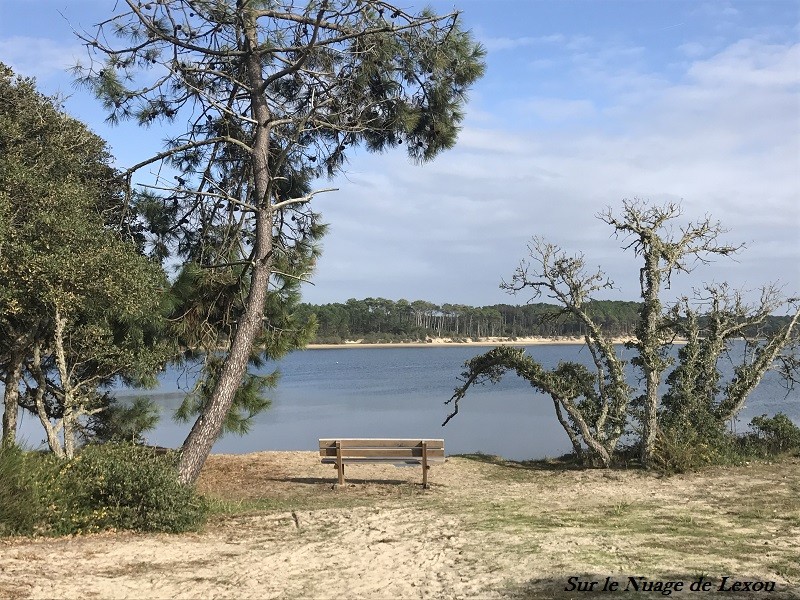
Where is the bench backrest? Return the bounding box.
[319,438,445,462]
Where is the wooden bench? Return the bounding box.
[319,438,445,488]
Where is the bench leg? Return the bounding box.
[337,460,345,486]
[422,441,430,489]
[335,440,345,486]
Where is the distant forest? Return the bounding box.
[295,298,793,344]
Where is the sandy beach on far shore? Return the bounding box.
[305,336,636,349]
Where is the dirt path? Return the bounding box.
[1,452,798,599]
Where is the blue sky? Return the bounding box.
[0,0,798,308]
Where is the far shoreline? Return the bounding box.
[304,336,637,350]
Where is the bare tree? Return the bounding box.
[74,0,485,483]
[444,238,630,467]
[445,199,799,469]
[598,199,742,466]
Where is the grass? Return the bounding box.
[606,501,632,517]
[453,452,584,480]
[202,486,399,517]
[729,492,800,526]
[771,560,800,580]
[460,499,569,532]
[244,457,795,557]
[424,456,799,597]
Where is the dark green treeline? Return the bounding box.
[295,299,641,343]
[296,298,794,344]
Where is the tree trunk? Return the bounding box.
[53,311,77,459]
[638,253,663,468]
[177,5,273,485]
[559,397,612,468]
[717,308,800,423]
[30,342,65,459]
[641,369,660,465]
[552,397,584,463]
[1,346,25,447]
[177,256,270,483]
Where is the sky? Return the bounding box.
[0,0,798,309]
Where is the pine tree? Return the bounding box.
[75,0,485,483]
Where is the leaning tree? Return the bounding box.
[75,0,485,483]
[444,237,631,468]
[445,199,799,468]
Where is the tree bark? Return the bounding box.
[552,397,584,463]
[559,398,612,468]
[177,5,274,485]
[638,253,663,468]
[30,342,65,459]
[641,368,660,466]
[717,308,800,423]
[53,310,77,459]
[1,345,25,447]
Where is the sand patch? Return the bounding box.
[1,453,798,599]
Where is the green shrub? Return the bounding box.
[652,424,740,474]
[652,413,800,473]
[0,445,58,535]
[48,442,207,535]
[746,413,800,455]
[1,442,207,537]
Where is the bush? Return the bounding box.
[652,424,739,474]
[652,413,800,473]
[746,413,800,455]
[1,442,206,537]
[48,442,207,535]
[0,445,57,535]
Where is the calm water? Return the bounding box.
[15,345,800,460]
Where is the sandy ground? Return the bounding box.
[305,336,630,349]
[1,452,798,600]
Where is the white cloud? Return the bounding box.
[451,127,532,155]
[677,41,708,58]
[480,34,564,52]
[522,98,597,122]
[0,36,81,80]
[480,33,593,53]
[690,2,741,19]
[7,12,787,307]
[306,36,800,305]
[687,40,800,87]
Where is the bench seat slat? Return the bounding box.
[320,455,446,463]
[319,438,444,450]
[321,457,445,465]
[319,448,444,459]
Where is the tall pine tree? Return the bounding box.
[75,0,485,483]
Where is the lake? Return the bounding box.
[14,344,800,460]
